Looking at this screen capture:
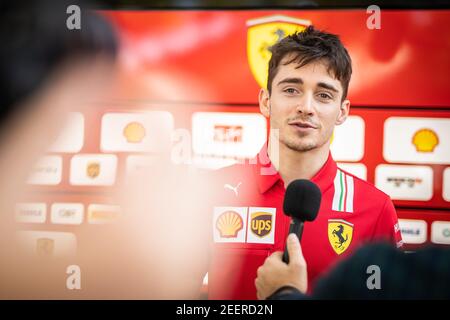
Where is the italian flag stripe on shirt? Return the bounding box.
[332,169,354,213]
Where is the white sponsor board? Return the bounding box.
[375,164,433,201]
[192,112,266,159]
[431,221,450,245]
[87,204,121,224]
[331,116,365,161]
[15,203,46,224]
[48,112,84,153]
[16,231,77,257]
[27,156,62,185]
[70,154,117,186]
[101,112,174,153]
[443,167,450,202]
[51,203,84,225]
[398,219,427,244]
[383,117,450,164]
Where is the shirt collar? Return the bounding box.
[253,144,337,194]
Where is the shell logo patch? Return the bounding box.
[246,15,310,88]
[412,128,439,153]
[216,210,243,238]
[328,219,353,255]
[213,207,247,243]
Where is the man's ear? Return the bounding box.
[335,99,350,125]
[259,88,270,118]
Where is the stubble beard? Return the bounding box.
[282,135,318,152]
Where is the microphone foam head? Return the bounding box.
[283,179,322,222]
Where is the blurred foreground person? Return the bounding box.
[0,0,116,210]
[0,0,117,298]
[256,234,450,300]
[0,1,209,299]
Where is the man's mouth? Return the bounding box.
[288,121,318,130]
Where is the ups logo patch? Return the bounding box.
[250,212,272,237]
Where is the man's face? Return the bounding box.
[260,55,350,152]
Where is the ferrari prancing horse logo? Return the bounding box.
[328,219,354,255]
[246,15,311,88]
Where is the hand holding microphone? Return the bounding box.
[255,233,309,300]
[255,179,322,299]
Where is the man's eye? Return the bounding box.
[318,93,332,100]
[284,88,298,94]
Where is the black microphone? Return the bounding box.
[282,179,322,264]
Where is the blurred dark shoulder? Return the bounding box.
[312,242,450,300]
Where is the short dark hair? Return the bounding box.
[267,26,352,100]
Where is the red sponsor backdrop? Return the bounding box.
[22,10,450,255]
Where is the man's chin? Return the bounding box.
[284,139,318,152]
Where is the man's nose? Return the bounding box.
[295,93,315,115]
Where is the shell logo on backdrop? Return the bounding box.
[101,112,174,153]
[123,121,146,143]
[383,117,450,164]
[247,15,311,88]
[412,128,439,153]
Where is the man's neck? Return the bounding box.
[268,138,330,188]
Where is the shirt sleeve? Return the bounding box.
[371,197,403,248]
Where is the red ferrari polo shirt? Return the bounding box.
[207,145,402,300]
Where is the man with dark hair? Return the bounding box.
[207,26,402,300]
